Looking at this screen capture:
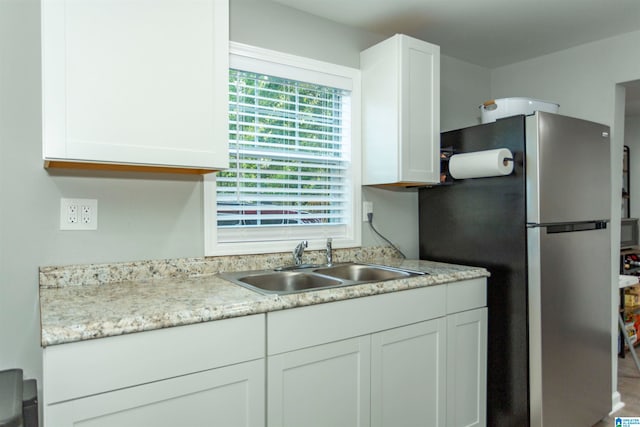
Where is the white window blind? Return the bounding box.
[217,69,352,229]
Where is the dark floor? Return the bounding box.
[593,352,640,426]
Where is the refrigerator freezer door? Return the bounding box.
[526,112,610,224]
[527,224,611,427]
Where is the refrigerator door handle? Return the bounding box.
[526,220,608,232]
[546,220,608,233]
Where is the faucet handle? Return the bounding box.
[293,240,308,265]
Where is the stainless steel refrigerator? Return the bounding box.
[418,112,612,427]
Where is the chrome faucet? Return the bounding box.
[325,237,333,266]
[293,240,308,265]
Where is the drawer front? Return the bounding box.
[446,278,487,315]
[44,314,265,404]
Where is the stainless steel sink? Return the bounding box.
[313,263,412,282]
[234,271,342,294]
[219,262,425,295]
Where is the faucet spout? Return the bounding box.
[326,237,333,266]
[293,240,308,265]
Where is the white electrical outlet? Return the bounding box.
[363,201,373,222]
[60,198,98,230]
[68,203,78,224]
[81,205,92,224]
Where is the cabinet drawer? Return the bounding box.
[268,285,446,355]
[447,278,486,314]
[44,314,265,404]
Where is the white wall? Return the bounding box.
[491,31,640,125]
[230,0,381,68]
[440,55,491,132]
[490,29,640,410]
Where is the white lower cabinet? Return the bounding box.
[46,359,264,427]
[42,315,266,427]
[42,279,487,427]
[268,336,371,427]
[371,318,447,427]
[446,308,487,427]
[266,278,487,427]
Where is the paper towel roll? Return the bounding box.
[448,148,514,179]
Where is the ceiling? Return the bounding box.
[272,0,640,68]
[271,0,640,115]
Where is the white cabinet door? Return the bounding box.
[41,0,229,172]
[371,318,447,427]
[268,336,371,427]
[361,34,440,186]
[45,359,265,427]
[446,308,487,427]
[399,35,440,185]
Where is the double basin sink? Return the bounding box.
[219,262,425,295]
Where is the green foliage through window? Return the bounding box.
[217,69,351,228]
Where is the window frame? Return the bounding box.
[204,42,361,256]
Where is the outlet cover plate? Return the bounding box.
[60,198,98,230]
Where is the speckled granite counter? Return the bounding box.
[39,248,489,347]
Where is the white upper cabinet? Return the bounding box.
[41,0,229,173]
[361,34,440,186]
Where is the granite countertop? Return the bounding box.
[39,252,489,347]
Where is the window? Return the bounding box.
[204,43,361,256]
[219,69,349,227]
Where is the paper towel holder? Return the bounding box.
[440,146,517,181]
[442,147,514,163]
[439,147,456,184]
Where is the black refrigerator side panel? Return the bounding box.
[418,115,529,427]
